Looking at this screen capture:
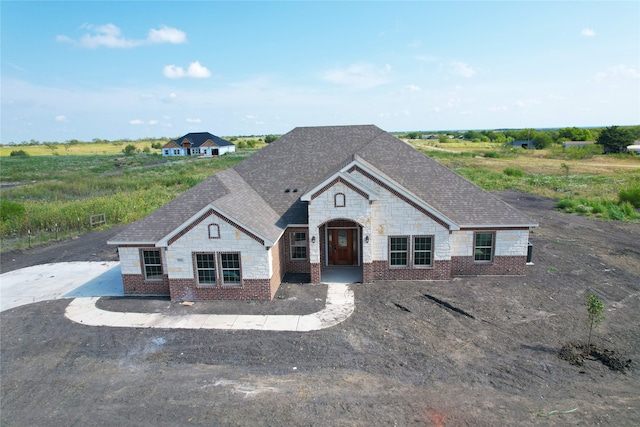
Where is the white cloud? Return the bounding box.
[57,23,186,49]
[55,115,67,122]
[581,28,596,37]
[163,65,184,79]
[594,65,640,82]
[186,118,201,123]
[163,61,211,79]
[405,84,421,92]
[186,61,211,78]
[129,119,144,125]
[147,26,187,44]
[148,120,158,125]
[322,63,391,90]
[451,61,476,78]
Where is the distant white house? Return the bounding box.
[162,132,235,157]
[627,143,640,154]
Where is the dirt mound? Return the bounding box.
[558,342,632,372]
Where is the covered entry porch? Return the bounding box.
[317,219,365,284]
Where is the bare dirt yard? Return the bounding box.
[1,191,639,426]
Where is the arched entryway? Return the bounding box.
[319,219,363,283]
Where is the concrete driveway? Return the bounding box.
[1,262,356,331]
[0,261,122,312]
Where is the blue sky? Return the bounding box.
[1,1,639,143]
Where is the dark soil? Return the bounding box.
[2,191,639,426]
[559,342,632,372]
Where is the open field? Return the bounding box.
[1,140,638,252]
[0,151,254,251]
[1,191,639,426]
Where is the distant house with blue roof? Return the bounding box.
[162,132,235,157]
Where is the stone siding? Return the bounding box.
[166,211,271,280]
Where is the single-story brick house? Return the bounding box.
[162,132,235,157]
[109,125,537,301]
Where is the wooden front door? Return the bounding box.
[328,229,356,265]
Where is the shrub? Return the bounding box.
[0,199,26,221]
[122,144,137,155]
[483,151,503,158]
[557,199,577,210]
[619,186,640,208]
[264,135,278,144]
[143,146,151,153]
[9,150,29,157]
[503,167,524,177]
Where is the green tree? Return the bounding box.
[438,134,448,143]
[463,130,482,141]
[586,294,605,352]
[64,140,79,152]
[122,144,137,155]
[264,135,278,144]
[44,142,58,153]
[405,132,420,140]
[597,125,634,153]
[532,132,553,149]
[559,127,592,141]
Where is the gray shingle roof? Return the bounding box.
[110,125,535,245]
[171,132,234,148]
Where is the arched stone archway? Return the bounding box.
[312,219,364,284]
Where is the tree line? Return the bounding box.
[403,125,640,153]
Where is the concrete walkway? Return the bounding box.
[65,283,354,331]
[2,262,355,331]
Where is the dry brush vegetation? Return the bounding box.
[1,137,638,252]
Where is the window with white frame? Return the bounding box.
[290,232,307,260]
[413,236,433,267]
[142,249,163,281]
[220,253,241,285]
[163,149,169,155]
[389,236,409,267]
[173,149,180,155]
[195,253,216,285]
[474,232,494,262]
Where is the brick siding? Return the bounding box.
[168,277,273,301]
[363,260,452,282]
[310,263,321,284]
[451,255,527,276]
[122,274,170,296]
[282,227,311,273]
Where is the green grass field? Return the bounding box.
[1,139,638,252]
